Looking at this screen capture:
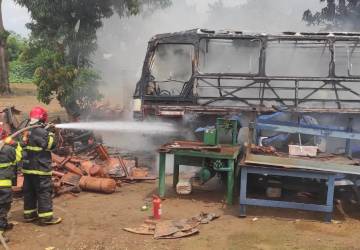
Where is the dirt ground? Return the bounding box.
[2,84,360,250]
[7,178,360,250]
[0,83,64,120]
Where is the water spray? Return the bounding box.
[55,121,177,134]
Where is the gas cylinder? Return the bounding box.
[80,160,93,175]
[152,195,162,219]
[89,165,106,177]
[79,176,116,194]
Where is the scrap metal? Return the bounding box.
[0,107,154,198]
[256,121,360,140]
[159,140,221,153]
[124,212,219,239]
[244,153,360,175]
[250,145,278,155]
[243,112,360,175]
[48,143,156,196]
[0,106,21,133]
[12,139,155,196]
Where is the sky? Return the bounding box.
[3,0,30,36]
[3,0,322,36]
[3,0,246,36]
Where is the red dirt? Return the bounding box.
[2,83,360,249]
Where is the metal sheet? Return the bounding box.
[256,122,360,140]
[244,153,360,175]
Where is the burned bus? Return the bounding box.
[133,29,360,124]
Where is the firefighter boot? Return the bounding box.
[39,216,62,225]
[24,211,38,222]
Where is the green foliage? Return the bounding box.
[14,0,171,113]
[303,0,360,30]
[33,49,102,111]
[15,0,171,67]
[0,30,9,41]
[66,69,102,112]
[6,32,27,61]
[9,61,36,83]
[7,32,35,83]
[112,0,171,17]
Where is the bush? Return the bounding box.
[9,61,36,83]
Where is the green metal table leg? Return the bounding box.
[158,152,166,197]
[173,156,179,188]
[226,159,235,205]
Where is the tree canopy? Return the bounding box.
[14,0,170,116]
[303,0,360,30]
[6,32,27,62]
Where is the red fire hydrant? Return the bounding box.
[152,195,162,219]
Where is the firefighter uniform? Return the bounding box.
[0,138,22,231]
[22,126,57,223]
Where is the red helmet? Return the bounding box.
[0,127,7,140]
[29,106,48,122]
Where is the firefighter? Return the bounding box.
[22,107,62,225]
[0,127,22,238]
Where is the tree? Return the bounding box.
[7,32,27,62]
[303,0,360,30]
[7,33,36,83]
[0,0,10,94]
[15,0,170,116]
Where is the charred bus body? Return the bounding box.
[133,29,360,126]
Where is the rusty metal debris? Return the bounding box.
[12,137,155,197]
[55,128,97,156]
[0,106,22,134]
[0,106,154,198]
[47,144,156,196]
[124,212,219,239]
[250,144,278,156]
[159,140,221,153]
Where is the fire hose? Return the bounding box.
[0,124,54,150]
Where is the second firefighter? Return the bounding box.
[22,107,62,225]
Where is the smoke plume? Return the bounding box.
[92,0,322,109]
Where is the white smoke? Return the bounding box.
[90,0,327,154]
[92,0,322,109]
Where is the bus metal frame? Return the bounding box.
[133,29,360,117]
